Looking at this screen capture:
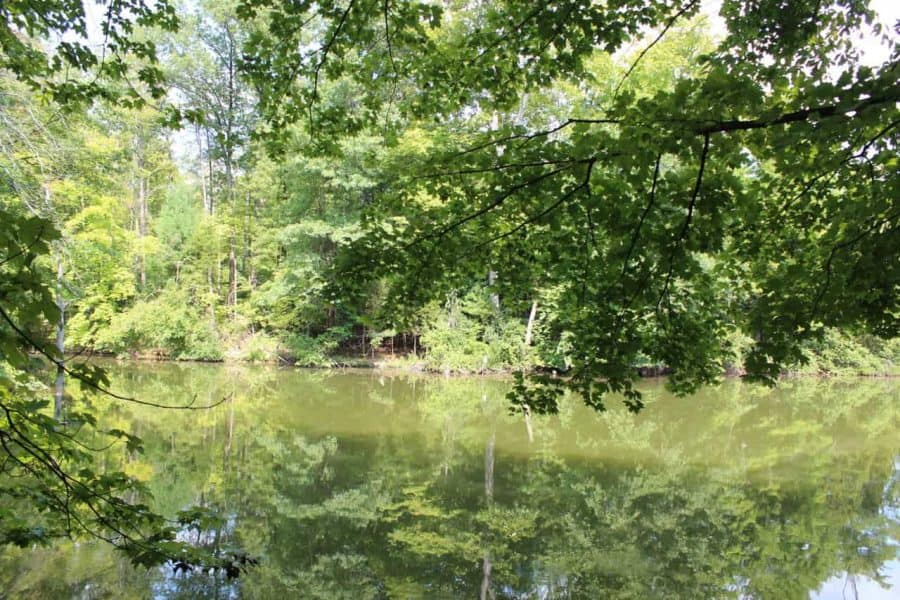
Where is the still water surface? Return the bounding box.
[1,363,898,599]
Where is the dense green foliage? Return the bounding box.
[5,1,897,383]
[0,0,898,574]
[271,0,899,410]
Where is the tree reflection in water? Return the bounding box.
[1,363,897,599]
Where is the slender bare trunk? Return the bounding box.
[54,259,65,420]
[205,128,215,216]
[207,266,217,330]
[227,241,237,307]
[196,124,210,214]
[245,192,257,291]
[524,300,538,347]
[138,175,147,289]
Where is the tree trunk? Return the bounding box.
[54,259,66,420]
[205,127,215,216]
[138,175,147,289]
[524,300,538,347]
[196,124,211,214]
[245,192,257,291]
[207,266,218,330]
[242,193,249,273]
[227,241,237,307]
[488,270,500,309]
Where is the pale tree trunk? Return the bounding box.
[130,135,148,289]
[224,395,235,458]
[846,574,858,600]
[480,554,494,600]
[205,127,215,216]
[488,270,500,309]
[522,300,538,442]
[244,192,257,291]
[524,300,538,347]
[486,111,501,313]
[484,430,494,500]
[54,258,66,420]
[241,197,249,273]
[138,175,147,289]
[481,424,496,600]
[227,241,237,307]
[44,182,67,421]
[207,266,217,330]
[196,124,210,215]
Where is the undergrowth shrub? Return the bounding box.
[98,288,222,360]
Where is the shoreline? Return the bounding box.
[56,351,900,381]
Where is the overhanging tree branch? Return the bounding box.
[657,133,709,311]
[692,90,900,135]
[0,304,227,410]
[405,162,577,249]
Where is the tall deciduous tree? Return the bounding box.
[165,0,256,308]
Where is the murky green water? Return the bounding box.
[1,363,898,599]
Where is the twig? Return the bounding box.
[611,0,700,103]
[657,133,709,310]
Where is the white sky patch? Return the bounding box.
[856,0,899,65]
[701,0,898,65]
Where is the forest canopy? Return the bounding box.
[0,0,898,567]
[242,0,899,409]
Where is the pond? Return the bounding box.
[1,363,898,599]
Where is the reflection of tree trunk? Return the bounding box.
[485,430,495,500]
[523,404,533,443]
[224,396,235,458]
[481,427,496,600]
[54,258,66,420]
[844,573,858,600]
[480,553,494,600]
